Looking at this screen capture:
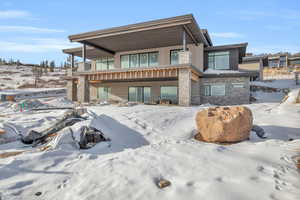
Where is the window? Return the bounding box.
[97,87,111,100]
[269,60,278,67]
[204,85,211,96]
[204,84,226,96]
[149,52,158,66]
[160,86,178,102]
[121,52,158,68]
[128,87,151,103]
[279,56,286,67]
[130,54,139,68]
[170,50,181,65]
[232,83,244,88]
[121,55,130,68]
[96,57,114,70]
[208,51,230,70]
[139,53,148,67]
[290,60,300,65]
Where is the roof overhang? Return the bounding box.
[64,14,210,58]
[204,43,248,60]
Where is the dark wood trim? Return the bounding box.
[81,41,115,55]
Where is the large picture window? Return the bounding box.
[121,52,158,68]
[96,57,114,70]
[208,51,230,70]
[128,87,151,103]
[204,84,226,96]
[160,86,178,103]
[97,87,111,100]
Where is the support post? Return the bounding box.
[82,43,86,63]
[183,29,187,51]
[71,53,74,69]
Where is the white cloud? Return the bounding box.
[0,25,65,33]
[0,10,31,19]
[0,38,76,53]
[211,32,244,39]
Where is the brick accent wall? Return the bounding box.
[200,76,250,105]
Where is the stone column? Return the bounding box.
[66,80,76,101]
[178,68,191,106]
[78,76,89,103]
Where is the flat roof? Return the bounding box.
[204,43,248,51]
[63,14,212,58]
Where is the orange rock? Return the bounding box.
[195,106,253,143]
[0,129,5,135]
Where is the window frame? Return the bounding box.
[208,51,230,70]
[96,57,115,71]
[97,87,111,100]
[128,86,152,103]
[204,84,226,96]
[121,51,159,68]
[160,86,178,103]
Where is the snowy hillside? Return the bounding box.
[0,65,66,90]
[0,80,299,200]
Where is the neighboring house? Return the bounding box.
[240,55,268,81]
[63,14,251,106]
[241,52,300,80]
[247,52,300,68]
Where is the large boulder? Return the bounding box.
[195,106,253,143]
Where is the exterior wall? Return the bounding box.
[204,48,240,71]
[178,69,191,106]
[90,80,178,103]
[200,76,250,105]
[90,44,204,72]
[191,80,200,105]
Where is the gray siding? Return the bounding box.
[204,48,240,71]
[200,76,250,105]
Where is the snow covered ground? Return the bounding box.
[0,80,299,200]
[0,65,66,90]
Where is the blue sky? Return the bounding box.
[0,0,299,65]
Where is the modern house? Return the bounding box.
[242,52,300,68]
[240,52,300,81]
[63,14,251,106]
[268,53,300,68]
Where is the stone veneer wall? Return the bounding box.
[200,76,250,105]
[77,76,89,103]
[178,69,191,106]
[191,80,200,105]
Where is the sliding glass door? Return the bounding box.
[128,87,151,103]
